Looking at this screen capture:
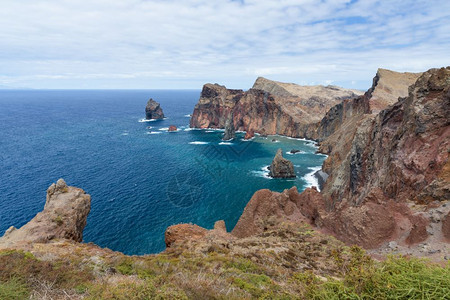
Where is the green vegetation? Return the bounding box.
[0,235,448,299]
[0,277,29,300]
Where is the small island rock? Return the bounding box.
[145,98,165,120]
[168,125,177,132]
[269,149,296,178]
[222,116,235,141]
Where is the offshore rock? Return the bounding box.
[269,149,295,178]
[222,116,235,140]
[168,125,177,132]
[145,98,165,119]
[0,179,91,248]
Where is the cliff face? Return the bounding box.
[190,78,362,138]
[366,68,422,113]
[322,67,450,207]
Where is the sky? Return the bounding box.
[1,0,449,90]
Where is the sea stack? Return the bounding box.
[145,98,165,120]
[269,149,296,178]
[222,116,235,141]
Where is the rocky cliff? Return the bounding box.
[231,67,450,253]
[183,67,450,256]
[190,78,363,138]
[0,179,91,249]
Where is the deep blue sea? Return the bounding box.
[0,90,326,254]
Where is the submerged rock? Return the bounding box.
[0,179,91,248]
[222,116,235,141]
[290,149,300,154]
[269,149,296,178]
[145,98,165,119]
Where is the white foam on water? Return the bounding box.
[219,142,233,145]
[205,130,215,133]
[184,114,191,117]
[138,118,156,123]
[121,133,129,136]
[146,131,162,135]
[285,151,305,155]
[189,141,209,145]
[158,127,169,131]
[303,166,322,191]
[251,165,271,179]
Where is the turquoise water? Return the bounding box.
[0,90,326,254]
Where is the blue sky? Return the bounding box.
[1,0,449,90]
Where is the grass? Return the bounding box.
[0,277,29,300]
[0,227,449,299]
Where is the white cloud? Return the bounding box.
[0,0,449,89]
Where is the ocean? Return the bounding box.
[0,90,326,254]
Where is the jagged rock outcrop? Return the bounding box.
[145,98,165,119]
[222,115,235,140]
[190,78,362,138]
[269,149,296,178]
[0,179,91,248]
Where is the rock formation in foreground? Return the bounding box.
[0,179,91,249]
[145,98,165,119]
[222,115,235,140]
[269,149,296,178]
[190,78,363,138]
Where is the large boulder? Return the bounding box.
[145,98,165,119]
[269,149,296,178]
[0,179,91,248]
[165,224,208,248]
